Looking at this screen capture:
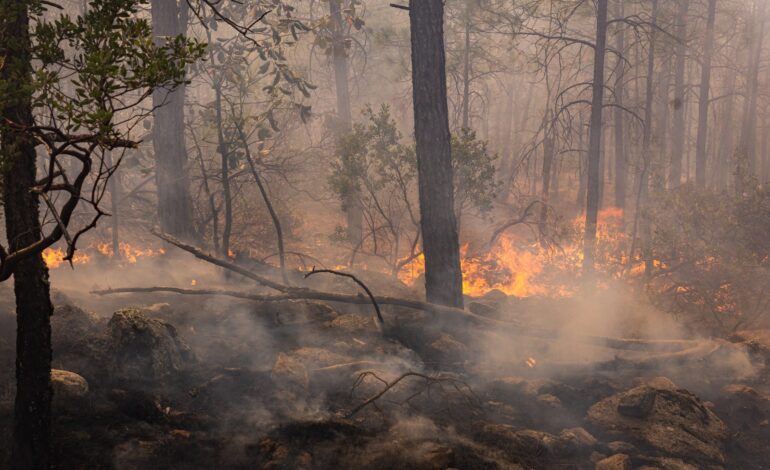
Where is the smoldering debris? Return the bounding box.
[1,270,770,469]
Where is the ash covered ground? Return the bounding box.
[1,258,770,470]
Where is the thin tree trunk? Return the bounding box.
[640,0,659,277]
[461,16,471,129]
[214,82,232,258]
[151,0,196,240]
[613,0,627,211]
[583,0,609,276]
[736,0,766,193]
[409,0,464,307]
[717,73,736,190]
[695,0,717,187]
[0,0,53,467]
[669,0,689,189]
[329,0,362,243]
[106,150,121,259]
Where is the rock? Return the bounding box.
[556,427,598,456]
[587,379,728,464]
[51,369,88,399]
[729,329,770,363]
[109,388,165,422]
[51,369,88,397]
[430,334,468,362]
[480,424,559,458]
[107,309,194,382]
[467,302,500,318]
[490,376,553,401]
[52,303,101,343]
[606,441,637,454]
[271,352,309,392]
[595,453,630,470]
[617,386,657,418]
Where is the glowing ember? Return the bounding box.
[525,357,537,368]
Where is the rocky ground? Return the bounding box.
[1,275,770,469]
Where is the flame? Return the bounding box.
[42,248,91,269]
[44,240,165,268]
[398,207,631,298]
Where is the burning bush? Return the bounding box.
[646,184,770,333]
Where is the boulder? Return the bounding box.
[51,369,89,400]
[595,453,630,470]
[107,309,194,382]
[587,378,728,465]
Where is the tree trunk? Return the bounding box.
[106,150,121,259]
[151,0,196,240]
[694,0,717,188]
[669,0,689,189]
[461,16,471,129]
[640,0,659,277]
[213,81,232,258]
[329,0,362,243]
[0,0,53,467]
[613,0,626,211]
[736,0,766,193]
[583,0,609,276]
[716,73,736,190]
[409,0,464,307]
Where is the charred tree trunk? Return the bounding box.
[151,0,196,240]
[0,1,53,467]
[613,0,627,211]
[640,0,659,277]
[583,0,609,276]
[409,0,464,307]
[694,0,717,188]
[669,0,689,189]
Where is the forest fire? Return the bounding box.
[42,242,165,268]
[399,208,628,298]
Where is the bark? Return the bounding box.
[151,0,196,240]
[716,73,736,190]
[213,81,232,258]
[329,0,362,243]
[107,151,122,259]
[694,0,717,188]
[640,0,659,277]
[409,0,464,307]
[613,0,627,211]
[736,0,766,193]
[0,0,54,467]
[461,15,472,129]
[669,0,689,189]
[582,0,609,276]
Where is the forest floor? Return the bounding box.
[1,261,770,469]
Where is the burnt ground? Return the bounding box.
[1,272,770,470]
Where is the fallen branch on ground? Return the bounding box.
[346,371,479,418]
[304,267,384,324]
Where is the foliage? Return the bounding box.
[646,184,770,333]
[0,0,204,272]
[329,105,497,271]
[31,0,204,140]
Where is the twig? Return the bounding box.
[304,267,384,324]
[347,371,477,418]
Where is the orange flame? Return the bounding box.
[398,207,630,298]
